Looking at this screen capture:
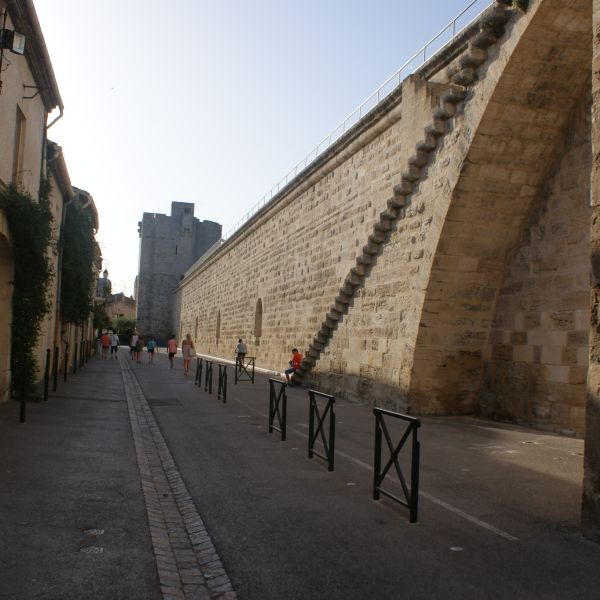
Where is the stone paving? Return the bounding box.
[120,354,237,600]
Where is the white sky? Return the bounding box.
[34,0,490,296]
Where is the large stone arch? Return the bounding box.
[0,211,13,402]
[409,0,591,421]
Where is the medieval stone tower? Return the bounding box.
[136,202,221,343]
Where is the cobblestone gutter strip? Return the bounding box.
[120,356,237,600]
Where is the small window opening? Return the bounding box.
[254,298,263,344]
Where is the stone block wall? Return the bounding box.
[178,76,440,368]
[481,88,591,434]
[583,0,600,544]
[137,202,221,343]
[179,0,592,439]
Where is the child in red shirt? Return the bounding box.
[285,348,303,384]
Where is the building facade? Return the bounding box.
[136,202,221,343]
[0,1,99,400]
[0,0,62,400]
[105,292,136,322]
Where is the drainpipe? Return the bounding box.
[46,106,64,130]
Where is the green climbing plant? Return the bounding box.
[0,182,54,399]
[60,201,97,325]
[513,0,529,11]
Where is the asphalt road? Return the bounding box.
[0,357,159,600]
[1,349,598,600]
[132,352,599,600]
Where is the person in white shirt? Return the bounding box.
[235,338,247,371]
[110,332,120,360]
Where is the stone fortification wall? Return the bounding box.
[481,89,591,434]
[584,0,600,543]
[309,1,528,409]
[178,74,441,368]
[137,202,221,343]
[178,0,591,437]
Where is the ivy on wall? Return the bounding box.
[60,201,97,325]
[0,182,54,399]
[497,0,529,12]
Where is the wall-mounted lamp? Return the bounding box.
[0,8,27,94]
[0,28,26,55]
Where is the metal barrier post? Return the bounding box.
[268,379,287,441]
[218,364,227,403]
[43,348,50,402]
[19,373,26,424]
[235,356,255,385]
[64,344,69,382]
[372,407,421,523]
[52,346,58,392]
[410,424,421,523]
[308,390,335,471]
[195,358,203,386]
[73,342,78,373]
[80,341,84,368]
[204,360,213,394]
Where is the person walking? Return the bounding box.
[181,333,195,377]
[130,330,139,360]
[135,336,144,364]
[167,334,178,369]
[100,331,110,359]
[146,336,157,363]
[110,331,120,360]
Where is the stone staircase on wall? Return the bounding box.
[292,0,519,385]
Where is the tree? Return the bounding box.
[113,317,136,343]
[93,302,111,332]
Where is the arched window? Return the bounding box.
[254,298,263,343]
[216,310,221,344]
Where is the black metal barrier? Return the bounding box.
[73,342,78,373]
[204,360,213,394]
[43,349,50,402]
[52,346,58,392]
[308,390,335,471]
[63,344,69,382]
[268,379,287,441]
[19,374,26,423]
[79,341,84,368]
[235,356,255,385]
[195,358,203,386]
[218,364,227,403]
[373,408,421,523]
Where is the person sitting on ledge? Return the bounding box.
[285,348,303,384]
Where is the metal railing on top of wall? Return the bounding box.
[187,0,494,276]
